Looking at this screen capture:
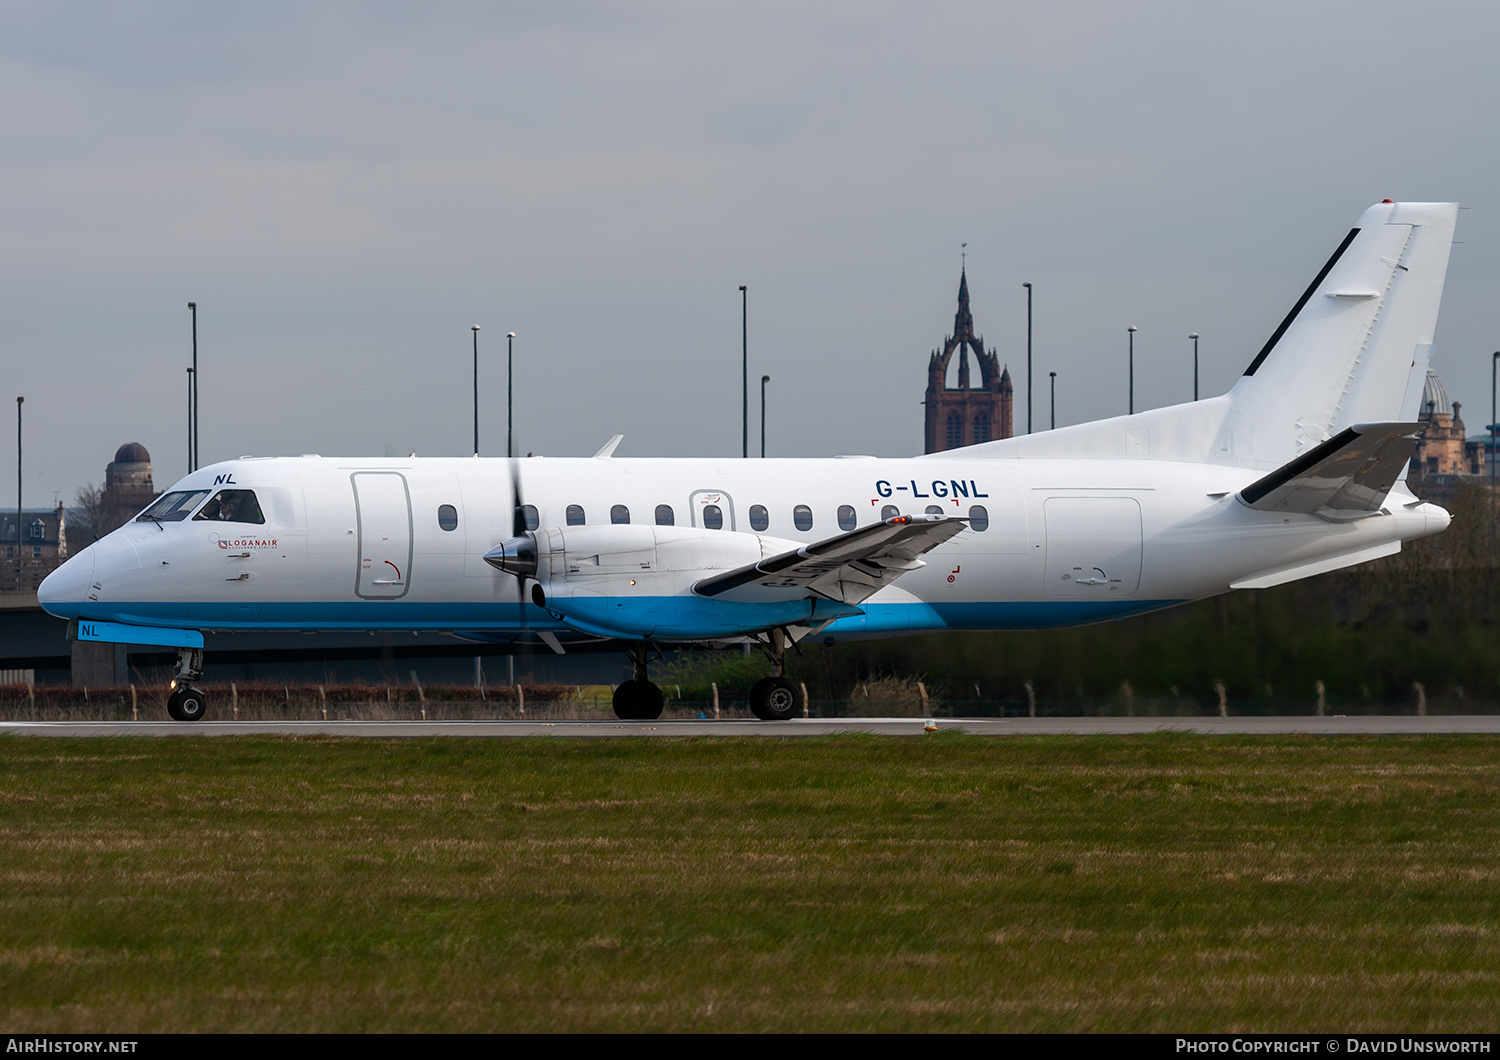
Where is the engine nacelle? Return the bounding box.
[484,524,860,639]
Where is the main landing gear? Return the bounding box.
[749,627,801,722]
[612,642,664,720]
[167,646,207,722]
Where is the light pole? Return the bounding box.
[1023,282,1033,434]
[471,325,481,456]
[507,332,516,459]
[188,302,198,472]
[15,396,22,580]
[739,285,748,458]
[1127,326,1137,414]
[1189,333,1200,401]
[1049,372,1056,430]
[186,368,194,475]
[1491,351,1498,552]
[761,375,770,458]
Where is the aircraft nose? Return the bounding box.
[37,547,95,619]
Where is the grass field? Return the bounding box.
[1,733,1497,1032]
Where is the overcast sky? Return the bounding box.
[5,1,1500,506]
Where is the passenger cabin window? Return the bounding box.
[925,505,944,516]
[969,504,989,531]
[881,504,900,521]
[518,504,540,531]
[611,504,630,525]
[655,504,674,526]
[566,504,585,526]
[438,504,459,531]
[749,504,769,532]
[837,505,856,531]
[698,504,721,530]
[192,489,266,525]
[793,505,813,531]
[138,489,210,523]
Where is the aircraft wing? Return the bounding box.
[1239,422,1424,514]
[693,514,968,605]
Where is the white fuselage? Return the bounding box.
[38,453,1449,642]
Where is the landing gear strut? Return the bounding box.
[167,646,207,722]
[612,642,664,720]
[750,628,801,721]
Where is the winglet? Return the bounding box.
[593,435,624,459]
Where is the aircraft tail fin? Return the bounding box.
[938,201,1457,472]
[1221,201,1456,470]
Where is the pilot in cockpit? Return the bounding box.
[192,489,265,525]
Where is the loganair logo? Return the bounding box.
[213,473,237,485]
[213,534,278,550]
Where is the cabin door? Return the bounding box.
[352,472,414,599]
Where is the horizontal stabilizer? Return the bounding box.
[694,514,967,605]
[1239,422,1423,513]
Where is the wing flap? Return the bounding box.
[1238,422,1423,513]
[693,515,967,605]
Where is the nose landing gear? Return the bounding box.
[167,646,207,722]
[612,642,664,720]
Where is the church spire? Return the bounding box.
[954,267,974,341]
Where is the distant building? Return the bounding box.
[103,442,156,511]
[1410,371,1486,482]
[924,268,1013,453]
[2,506,66,565]
[2,504,66,592]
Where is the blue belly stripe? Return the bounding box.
[45,596,1188,637]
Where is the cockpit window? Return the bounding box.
[137,490,210,523]
[192,489,266,525]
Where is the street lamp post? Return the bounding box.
[188,302,198,472]
[14,396,22,581]
[761,375,770,458]
[1491,351,1498,554]
[1127,326,1137,415]
[507,333,517,459]
[739,286,748,458]
[1189,333,1200,402]
[1049,372,1056,430]
[472,325,481,456]
[1023,282,1033,434]
[186,368,194,475]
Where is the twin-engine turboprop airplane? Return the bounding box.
[40,200,1459,721]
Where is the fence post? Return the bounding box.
[1315,679,1326,716]
[801,682,809,719]
[28,679,34,722]
[712,682,720,720]
[1214,679,1228,718]
[918,681,929,718]
[1415,681,1427,717]
[319,685,327,721]
[1122,680,1134,718]
[1024,680,1036,718]
[231,682,238,721]
[516,685,525,718]
[130,683,138,722]
[411,671,425,720]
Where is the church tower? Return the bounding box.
[924,268,1013,453]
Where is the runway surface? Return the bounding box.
[3,716,1500,737]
